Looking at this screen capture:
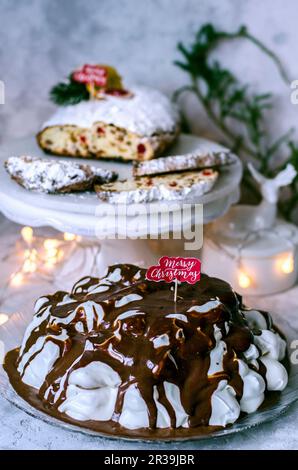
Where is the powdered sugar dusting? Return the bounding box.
[5,156,117,193]
[96,170,218,204]
[133,151,235,177]
[41,86,179,136]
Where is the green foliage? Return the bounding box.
[174,23,298,221]
[50,77,89,106]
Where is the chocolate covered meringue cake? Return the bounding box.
[4,264,288,439]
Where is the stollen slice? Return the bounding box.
[5,156,118,194]
[133,150,235,177]
[95,169,218,204]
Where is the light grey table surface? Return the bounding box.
[0,214,298,450]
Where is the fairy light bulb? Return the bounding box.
[10,272,24,287]
[0,314,9,326]
[44,239,59,250]
[22,248,38,273]
[46,247,58,258]
[277,253,294,274]
[23,259,37,273]
[281,256,294,274]
[45,259,55,269]
[24,248,37,260]
[64,232,76,241]
[238,269,251,289]
[21,226,33,244]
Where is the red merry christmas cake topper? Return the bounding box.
[72,64,108,87]
[146,256,201,301]
[51,64,131,105]
[146,256,201,284]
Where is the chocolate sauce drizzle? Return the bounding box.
[4,264,275,436]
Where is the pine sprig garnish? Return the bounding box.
[50,78,89,106]
[174,24,298,221]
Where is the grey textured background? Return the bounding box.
[0,0,298,151]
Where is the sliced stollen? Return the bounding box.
[132,150,235,177]
[37,86,180,162]
[5,156,118,194]
[95,169,218,204]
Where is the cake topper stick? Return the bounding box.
[174,278,178,303]
[89,82,96,100]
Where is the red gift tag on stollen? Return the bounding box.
[146,256,201,285]
[72,64,108,87]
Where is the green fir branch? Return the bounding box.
[50,78,89,106]
[174,23,297,221]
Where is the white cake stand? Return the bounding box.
[0,134,242,269]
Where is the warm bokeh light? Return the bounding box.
[46,247,58,259]
[45,247,64,268]
[276,253,294,274]
[45,258,58,269]
[44,239,59,250]
[10,272,24,287]
[64,232,76,241]
[238,270,251,289]
[21,226,33,244]
[23,259,37,273]
[22,248,38,273]
[9,232,75,283]
[45,260,54,269]
[24,248,37,260]
[0,313,9,326]
[44,238,62,268]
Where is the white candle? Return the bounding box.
[202,221,298,296]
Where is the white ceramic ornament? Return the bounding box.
[217,163,297,239]
[202,163,298,296]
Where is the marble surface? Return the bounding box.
[0,0,298,148]
[0,214,298,450]
[0,396,298,450]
